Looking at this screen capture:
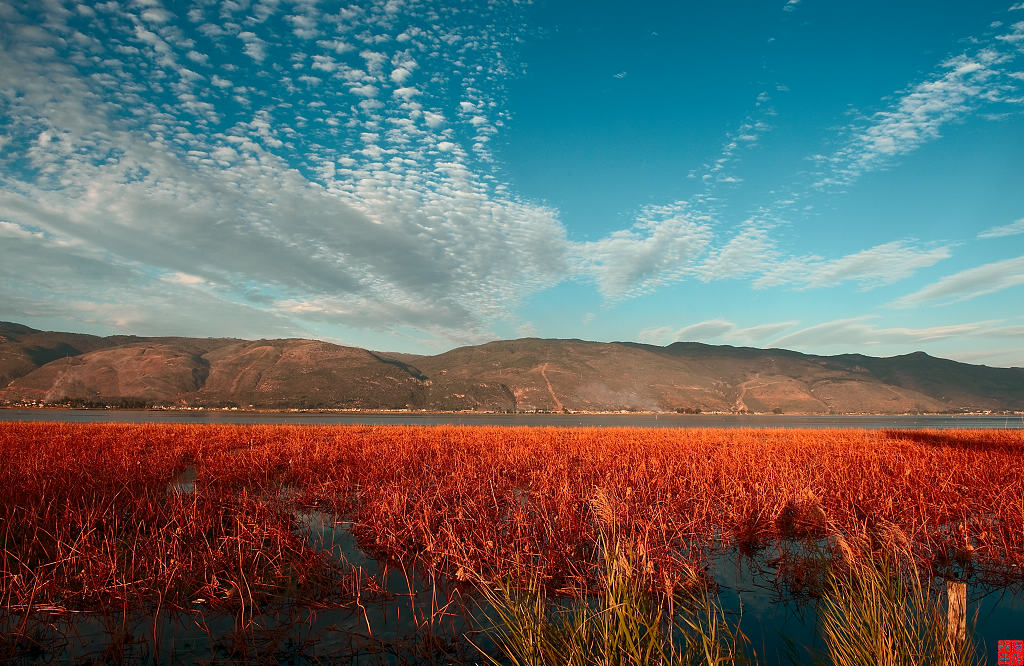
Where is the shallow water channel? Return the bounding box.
[7,510,1024,664]
[4,466,1023,664]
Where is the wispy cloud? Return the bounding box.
[577,204,712,299]
[978,218,1024,238]
[814,21,1024,188]
[944,347,1024,366]
[638,319,797,346]
[755,241,952,289]
[890,255,1024,307]
[697,225,779,281]
[766,315,1023,349]
[783,0,801,13]
[694,91,776,191]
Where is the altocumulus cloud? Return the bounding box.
[577,204,713,299]
[0,0,570,344]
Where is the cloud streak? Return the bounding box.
[978,218,1024,238]
[815,19,1024,188]
[890,255,1024,307]
[755,241,952,290]
[638,319,797,346]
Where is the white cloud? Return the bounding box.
[349,83,378,97]
[636,326,675,346]
[359,49,387,74]
[783,0,801,12]
[392,85,419,99]
[0,0,573,347]
[209,145,238,163]
[577,205,712,298]
[978,218,1024,238]
[140,7,172,23]
[638,319,797,347]
[161,271,209,286]
[390,66,412,84]
[945,347,1024,367]
[674,319,735,340]
[816,40,1022,187]
[287,12,320,39]
[890,255,1024,307]
[237,31,268,62]
[756,241,951,289]
[423,111,445,128]
[767,315,1024,351]
[698,226,777,280]
[310,55,338,72]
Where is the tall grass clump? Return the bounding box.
[818,541,982,666]
[473,490,756,665]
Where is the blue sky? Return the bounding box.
[1,0,1023,365]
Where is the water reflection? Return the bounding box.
[167,465,197,495]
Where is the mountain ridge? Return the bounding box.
[1,322,1021,413]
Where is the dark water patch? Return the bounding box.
[167,465,197,495]
[703,542,1024,664]
[293,510,492,659]
[1,604,481,664]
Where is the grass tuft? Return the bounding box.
[817,548,983,666]
[473,494,756,665]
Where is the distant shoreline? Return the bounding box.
[3,404,1022,417]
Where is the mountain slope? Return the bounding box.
[1,323,1021,412]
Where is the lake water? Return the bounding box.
[3,408,1023,429]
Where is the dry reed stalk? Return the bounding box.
[1,423,1022,615]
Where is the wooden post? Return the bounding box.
[946,579,966,648]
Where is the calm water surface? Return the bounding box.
[3,408,1023,429]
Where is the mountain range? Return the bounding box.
[1,321,1021,413]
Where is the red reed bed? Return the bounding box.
[1,422,1022,614]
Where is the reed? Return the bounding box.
[1,422,1022,620]
[473,490,755,665]
[818,547,982,666]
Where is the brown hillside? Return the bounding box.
[2,322,1022,413]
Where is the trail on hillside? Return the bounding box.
[735,373,786,412]
[539,363,564,412]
